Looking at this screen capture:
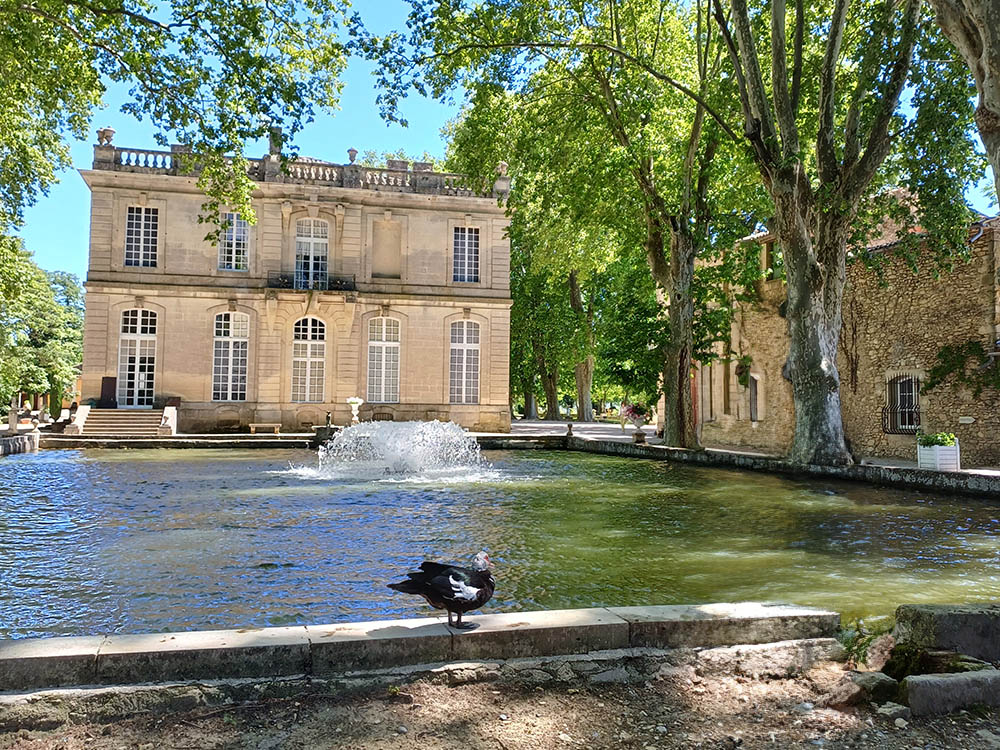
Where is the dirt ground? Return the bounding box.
[3,663,1000,750]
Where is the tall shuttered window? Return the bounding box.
[125,206,158,267]
[295,218,329,289]
[213,313,249,401]
[367,318,400,403]
[449,321,480,404]
[452,226,480,283]
[218,212,249,271]
[291,318,325,403]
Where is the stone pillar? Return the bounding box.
[6,408,16,436]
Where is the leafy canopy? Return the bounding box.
[0,0,350,235]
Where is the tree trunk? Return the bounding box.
[645,220,700,449]
[540,367,560,420]
[773,175,853,465]
[568,271,595,422]
[522,383,538,419]
[928,0,1000,200]
[574,356,595,422]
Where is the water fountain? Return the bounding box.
[314,419,490,480]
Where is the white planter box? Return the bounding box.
[917,440,961,471]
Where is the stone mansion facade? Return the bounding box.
[78,136,512,432]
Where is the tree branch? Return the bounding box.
[770,0,799,158]
[416,39,740,141]
[816,0,850,183]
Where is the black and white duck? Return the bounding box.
[387,551,495,629]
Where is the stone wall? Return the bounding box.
[699,226,1000,467]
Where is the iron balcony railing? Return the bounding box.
[882,406,921,434]
[266,272,356,292]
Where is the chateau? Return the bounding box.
[687,219,1000,467]
[76,133,512,433]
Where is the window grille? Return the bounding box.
[292,318,325,402]
[120,309,157,335]
[367,317,400,403]
[218,212,249,271]
[213,312,249,401]
[453,227,480,283]
[125,206,158,267]
[295,218,329,289]
[882,374,920,433]
[449,321,480,404]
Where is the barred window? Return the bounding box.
[125,206,158,267]
[449,321,480,404]
[883,374,920,433]
[749,375,759,422]
[218,212,249,271]
[213,312,249,401]
[295,218,329,290]
[292,317,325,402]
[367,317,400,403]
[452,226,480,283]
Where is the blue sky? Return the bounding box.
[14,2,998,279]
[16,0,460,279]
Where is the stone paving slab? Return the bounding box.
[0,636,105,691]
[450,608,629,661]
[96,627,311,685]
[902,670,1000,715]
[309,617,452,674]
[608,603,840,648]
[0,603,839,691]
[894,604,1000,662]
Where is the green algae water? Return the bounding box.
[1,447,999,638]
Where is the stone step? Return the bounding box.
[0,602,839,691]
[902,670,1000,715]
[894,604,1000,663]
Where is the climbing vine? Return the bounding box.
[922,340,1000,397]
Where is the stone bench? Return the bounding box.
[249,423,280,435]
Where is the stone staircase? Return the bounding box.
[81,409,164,437]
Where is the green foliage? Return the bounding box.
[916,430,957,447]
[838,616,894,668]
[0,0,350,238]
[922,339,1000,398]
[0,240,83,406]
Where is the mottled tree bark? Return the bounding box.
[521,384,538,419]
[568,271,595,422]
[540,367,560,420]
[772,174,852,464]
[646,219,699,449]
[928,0,1000,200]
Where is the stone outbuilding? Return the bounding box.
[690,219,1000,467]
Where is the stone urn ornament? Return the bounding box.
[622,403,648,443]
[346,396,364,425]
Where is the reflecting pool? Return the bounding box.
[1,448,999,638]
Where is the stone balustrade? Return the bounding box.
[93,143,507,199]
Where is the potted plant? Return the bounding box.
[916,431,961,471]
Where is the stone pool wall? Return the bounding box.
[0,603,838,692]
[0,433,38,457]
[560,436,1000,498]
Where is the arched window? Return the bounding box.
[295,218,329,290]
[292,317,325,402]
[449,321,480,404]
[213,312,249,401]
[368,317,400,403]
[118,309,157,407]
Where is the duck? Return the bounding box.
[388,551,495,629]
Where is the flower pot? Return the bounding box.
[917,440,961,471]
